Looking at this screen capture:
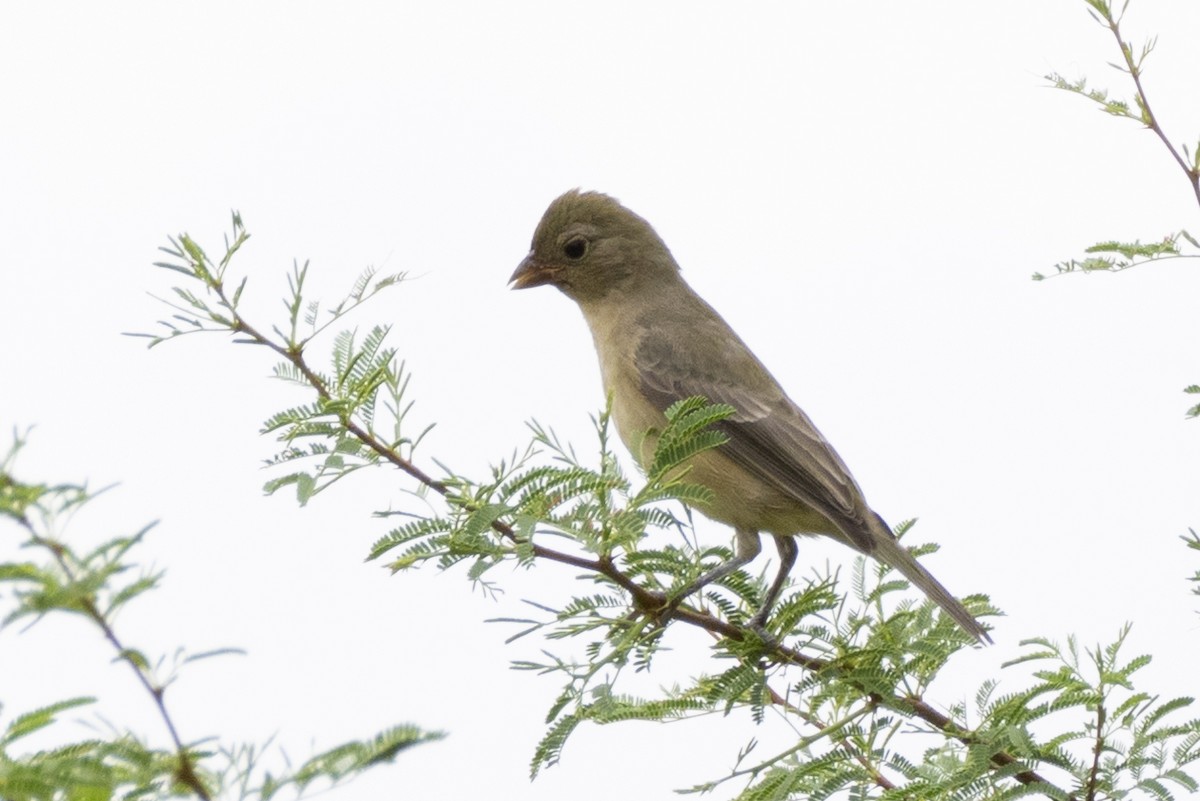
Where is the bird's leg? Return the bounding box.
[666,527,761,611]
[749,535,797,630]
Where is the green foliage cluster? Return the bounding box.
[1036,0,1195,281]
[4,2,1199,799]
[1035,0,1200,419]
[0,435,442,800]
[30,208,1184,800]
[1035,0,1200,285]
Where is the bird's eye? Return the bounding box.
[563,237,587,260]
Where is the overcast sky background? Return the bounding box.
[3,2,1200,799]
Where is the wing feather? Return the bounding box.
[634,325,877,552]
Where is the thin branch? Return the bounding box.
[1086,701,1107,801]
[1101,6,1200,209]
[264,331,1067,796]
[713,704,880,791]
[908,697,1067,795]
[167,238,1070,799]
[16,516,211,800]
[767,687,897,792]
[1034,250,1197,280]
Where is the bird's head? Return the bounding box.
[510,190,679,302]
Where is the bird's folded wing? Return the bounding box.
[635,331,876,552]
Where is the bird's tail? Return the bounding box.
[867,515,991,644]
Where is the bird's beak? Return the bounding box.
[509,253,561,290]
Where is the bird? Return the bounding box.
[509,189,990,644]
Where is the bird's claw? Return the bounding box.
[632,589,685,626]
[745,615,780,650]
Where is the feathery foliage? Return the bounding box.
[1036,0,1200,419]
[8,5,1199,798]
[0,430,441,800]
[108,197,1200,799]
[1036,0,1200,283]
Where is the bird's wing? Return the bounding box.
[634,324,877,553]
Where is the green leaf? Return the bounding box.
[1,698,96,745]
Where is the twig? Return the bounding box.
[17,517,211,800]
[1086,701,1107,801]
[1092,2,1200,210]
[254,323,1065,795]
[166,239,1069,799]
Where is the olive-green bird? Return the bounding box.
[510,189,990,644]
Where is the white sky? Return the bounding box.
[2,2,1199,799]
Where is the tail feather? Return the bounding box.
[867,516,991,644]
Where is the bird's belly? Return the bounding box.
[682,447,837,536]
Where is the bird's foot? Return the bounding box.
[632,587,696,627]
[745,615,779,650]
[632,589,672,622]
[748,625,777,648]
